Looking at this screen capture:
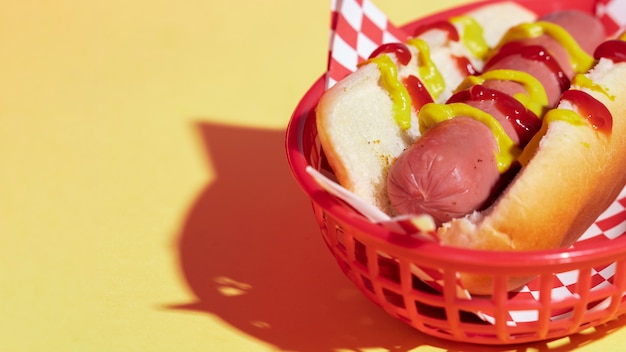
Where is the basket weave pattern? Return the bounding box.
[315,201,626,343]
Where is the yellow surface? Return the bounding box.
[2,0,626,351]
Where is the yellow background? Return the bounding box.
[2,0,625,351]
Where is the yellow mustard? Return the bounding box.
[543,108,588,126]
[517,99,587,167]
[367,55,412,130]
[450,15,489,59]
[456,69,549,116]
[540,73,612,130]
[406,38,446,100]
[571,73,614,100]
[495,21,595,73]
[418,102,520,173]
[517,74,609,166]
[361,17,491,131]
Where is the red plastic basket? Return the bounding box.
[285,0,626,345]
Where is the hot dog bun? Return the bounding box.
[441,58,626,294]
[317,3,626,295]
[317,2,537,215]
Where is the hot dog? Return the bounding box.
[317,2,536,215]
[316,4,626,294]
[440,38,626,293]
[387,10,606,225]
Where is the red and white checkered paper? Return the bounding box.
[326,0,626,89]
[324,0,626,326]
[597,0,626,35]
[326,0,407,88]
[410,186,626,326]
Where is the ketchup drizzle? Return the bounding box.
[447,85,541,146]
[367,43,433,110]
[454,55,478,76]
[369,43,412,66]
[560,90,613,134]
[594,40,626,63]
[403,75,433,109]
[484,42,570,92]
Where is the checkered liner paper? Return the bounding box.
[326,0,626,88]
[323,0,626,325]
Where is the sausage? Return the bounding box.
[387,117,499,224]
[482,10,605,106]
[386,10,606,224]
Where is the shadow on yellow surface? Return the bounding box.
[168,122,626,352]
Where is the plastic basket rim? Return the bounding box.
[285,0,626,270]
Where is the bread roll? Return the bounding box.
[317,2,537,215]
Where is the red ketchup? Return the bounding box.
[369,43,412,65]
[404,75,434,109]
[368,43,434,110]
[594,40,626,63]
[560,90,613,134]
[447,85,541,146]
[455,55,478,76]
[484,41,570,92]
